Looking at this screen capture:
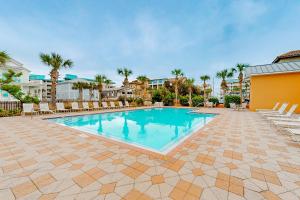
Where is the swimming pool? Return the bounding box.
[48,108,216,153]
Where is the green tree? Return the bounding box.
[72,82,88,101]
[200,75,210,102]
[216,69,234,96]
[95,75,107,102]
[185,78,194,107]
[136,75,149,100]
[171,69,184,105]
[40,52,73,104]
[0,51,10,66]
[117,68,133,100]
[87,82,96,100]
[233,63,249,104]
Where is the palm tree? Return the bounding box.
[234,63,249,104]
[40,53,73,104]
[171,69,184,105]
[88,82,96,100]
[0,51,10,66]
[136,75,149,100]
[72,82,87,101]
[185,78,194,107]
[200,75,210,102]
[216,69,234,96]
[117,68,133,100]
[95,75,107,102]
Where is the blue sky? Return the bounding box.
[1,0,300,91]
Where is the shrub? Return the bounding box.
[151,89,162,103]
[127,97,134,103]
[135,97,144,106]
[22,95,40,104]
[118,96,125,102]
[179,96,189,106]
[208,97,219,105]
[224,95,241,108]
[192,96,204,107]
[0,109,21,117]
[163,92,175,106]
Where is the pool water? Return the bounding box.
[48,108,216,152]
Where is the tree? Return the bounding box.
[136,75,149,100]
[0,69,22,86]
[95,75,107,102]
[233,63,249,104]
[171,69,184,105]
[0,51,10,66]
[72,82,87,101]
[185,78,194,107]
[216,69,234,96]
[200,75,210,102]
[87,82,96,100]
[117,68,133,100]
[40,53,73,104]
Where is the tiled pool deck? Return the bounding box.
[0,108,299,200]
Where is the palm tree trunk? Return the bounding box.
[175,82,178,105]
[89,89,93,101]
[239,82,243,104]
[50,70,58,104]
[98,86,102,103]
[203,85,206,103]
[79,88,83,101]
[189,88,192,107]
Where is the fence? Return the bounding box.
[0,101,22,111]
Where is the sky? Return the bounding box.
[1,0,300,93]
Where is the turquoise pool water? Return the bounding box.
[48,108,216,152]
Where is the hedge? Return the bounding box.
[224,95,241,108]
[192,96,204,107]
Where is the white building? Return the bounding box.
[0,59,46,101]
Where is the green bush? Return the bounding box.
[127,97,134,103]
[151,89,163,103]
[179,96,189,106]
[135,97,144,106]
[208,97,219,105]
[192,96,204,107]
[224,95,241,108]
[118,96,125,102]
[22,95,40,104]
[0,109,21,117]
[163,92,175,106]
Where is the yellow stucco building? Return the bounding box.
[246,50,300,113]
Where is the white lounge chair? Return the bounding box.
[206,102,213,108]
[119,101,125,108]
[125,101,130,107]
[71,102,82,111]
[257,102,280,112]
[82,102,92,111]
[267,104,298,120]
[241,103,247,109]
[229,103,237,110]
[39,103,54,114]
[262,103,288,116]
[93,102,100,110]
[110,101,116,109]
[286,128,300,141]
[273,120,300,128]
[269,117,300,122]
[154,102,163,107]
[102,101,109,109]
[22,103,38,116]
[56,102,69,112]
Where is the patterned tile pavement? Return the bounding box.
[0,108,300,200]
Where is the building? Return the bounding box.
[273,50,300,63]
[0,58,46,101]
[245,61,300,113]
[149,78,168,89]
[225,78,250,99]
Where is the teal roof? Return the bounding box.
[64,74,78,80]
[29,74,45,80]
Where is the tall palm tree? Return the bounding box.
[200,75,210,102]
[136,75,149,100]
[88,82,96,100]
[0,51,10,66]
[171,69,184,105]
[40,53,73,104]
[216,69,234,96]
[95,75,107,102]
[185,78,194,107]
[234,63,249,104]
[117,68,133,100]
[72,82,87,101]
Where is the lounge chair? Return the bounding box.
[102,101,109,109]
[285,128,300,141]
[71,102,82,112]
[93,102,100,110]
[261,103,288,116]
[119,101,125,108]
[273,120,300,128]
[257,102,280,112]
[269,117,300,122]
[39,103,54,114]
[125,101,130,107]
[154,102,163,107]
[206,102,213,108]
[56,102,69,112]
[22,103,38,116]
[229,103,237,110]
[110,101,116,109]
[82,102,92,111]
[266,104,298,120]
[241,103,247,109]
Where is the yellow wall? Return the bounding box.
[250,72,300,113]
